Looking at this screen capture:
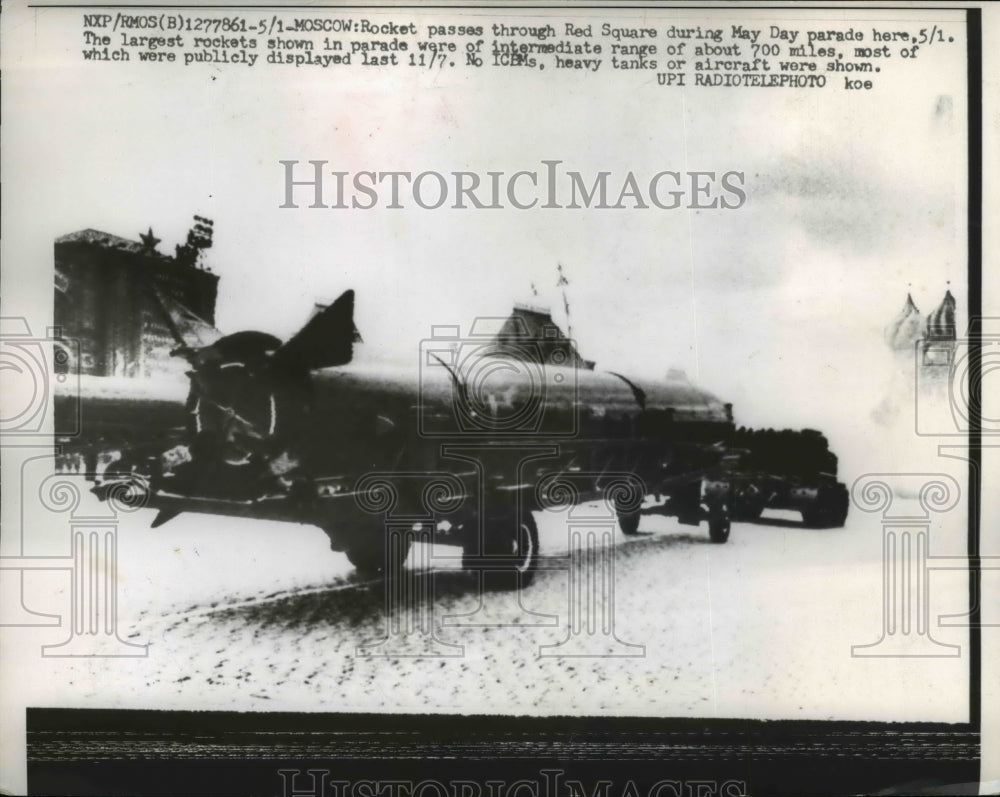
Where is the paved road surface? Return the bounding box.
[13,486,970,722]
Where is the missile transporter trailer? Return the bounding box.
[726,427,850,528]
[57,291,850,590]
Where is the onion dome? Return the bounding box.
[885,293,923,350]
[925,290,957,341]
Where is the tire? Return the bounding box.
[731,503,763,522]
[703,479,732,543]
[708,513,731,544]
[462,511,540,589]
[344,533,412,578]
[802,485,849,529]
[614,488,643,535]
[828,485,850,527]
[731,485,765,521]
[803,507,849,529]
[617,510,641,536]
[509,512,540,585]
[344,543,385,576]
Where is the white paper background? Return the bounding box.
[2,2,998,793]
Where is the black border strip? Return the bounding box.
[26,710,983,797]
[965,5,983,734]
[23,4,976,9]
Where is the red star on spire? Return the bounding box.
[139,227,161,251]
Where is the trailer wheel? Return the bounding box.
[613,486,643,535]
[708,514,731,543]
[731,484,765,521]
[510,512,540,584]
[802,485,849,529]
[344,533,412,579]
[462,511,539,589]
[617,511,641,535]
[802,508,829,528]
[702,479,732,543]
[732,505,762,522]
[344,544,384,576]
[831,491,850,527]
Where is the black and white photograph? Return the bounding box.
[0,2,996,794]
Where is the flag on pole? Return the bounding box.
[556,263,569,287]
